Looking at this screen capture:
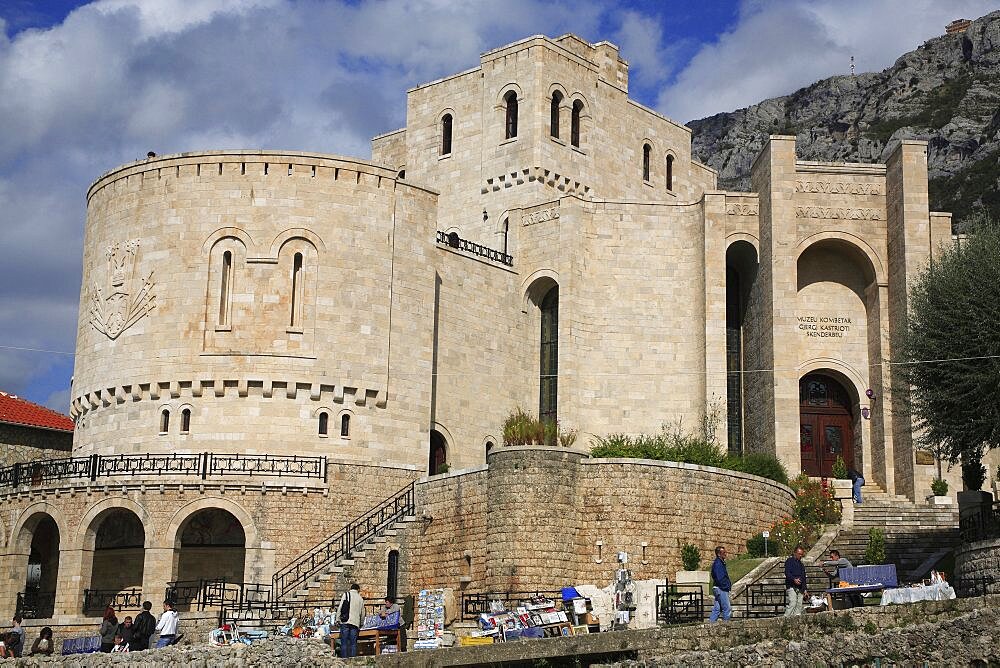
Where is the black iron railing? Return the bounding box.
[655,583,705,625]
[436,230,513,266]
[959,501,1000,543]
[272,481,416,599]
[165,579,234,611]
[0,452,327,491]
[16,590,56,619]
[83,588,143,613]
[460,590,563,620]
[738,583,788,619]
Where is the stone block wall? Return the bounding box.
[0,424,72,468]
[954,536,1000,594]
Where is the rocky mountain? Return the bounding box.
[688,10,1000,229]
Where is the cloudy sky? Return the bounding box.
[1,0,997,412]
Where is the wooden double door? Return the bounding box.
[799,374,854,478]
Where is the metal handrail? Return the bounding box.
[272,481,416,599]
[83,588,143,613]
[0,452,327,491]
[436,230,513,266]
[959,501,1000,543]
[655,583,705,625]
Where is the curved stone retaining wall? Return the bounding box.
[954,537,1000,594]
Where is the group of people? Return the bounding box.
[1,616,53,657]
[98,600,180,653]
[334,583,402,659]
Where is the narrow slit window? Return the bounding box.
[159,409,170,433]
[643,144,651,182]
[290,252,303,327]
[504,91,518,139]
[550,91,562,138]
[441,114,453,155]
[181,408,191,433]
[318,412,329,436]
[340,414,351,438]
[666,154,674,191]
[219,250,233,326]
[571,100,583,147]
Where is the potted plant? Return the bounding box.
[829,456,853,499]
[957,455,994,514]
[927,477,952,505]
[674,543,710,597]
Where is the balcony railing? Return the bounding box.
[16,590,56,620]
[436,230,513,266]
[83,588,143,614]
[0,452,328,492]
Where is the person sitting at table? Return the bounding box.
[822,549,862,607]
[379,597,405,651]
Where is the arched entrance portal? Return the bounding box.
[172,508,246,609]
[87,509,145,614]
[799,374,854,477]
[429,430,447,475]
[21,515,60,619]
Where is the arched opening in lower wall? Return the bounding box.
[429,430,447,476]
[799,372,856,478]
[18,514,60,619]
[170,508,246,610]
[86,509,145,615]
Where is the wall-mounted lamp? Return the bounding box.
[640,541,649,566]
[595,540,603,564]
[865,388,876,401]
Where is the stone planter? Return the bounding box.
[926,495,953,506]
[674,570,711,598]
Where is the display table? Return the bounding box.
[879,582,956,606]
[328,627,402,656]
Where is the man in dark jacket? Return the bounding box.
[709,546,732,622]
[783,545,807,616]
[131,602,156,651]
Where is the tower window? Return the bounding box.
[504,91,518,139]
[219,250,232,326]
[550,91,562,138]
[666,154,674,191]
[539,286,559,424]
[318,412,329,436]
[643,143,651,182]
[181,408,191,433]
[571,100,583,147]
[341,414,351,438]
[441,114,453,155]
[290,252,303,327]
[159,409,170,434]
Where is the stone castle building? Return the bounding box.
[1,34,977,627]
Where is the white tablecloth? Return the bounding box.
[880,582,956,605]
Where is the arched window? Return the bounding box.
[571,100,583,147]
[429,430,447,475]
[218,250,233,326]
[181,408,191,433]
[340,414,351,438]
[486,441,495,458]
[504,91,518,139]
[441,114,453,155]
[290,252,303,327]
[666,154,674,191]
[318,412,329,436]
[550,91,562,138]
[387,550,399,601]
[642,143,651,182]
[539,286,559,423]
[159,409,170,434]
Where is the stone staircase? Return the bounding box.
[834,490,959,580]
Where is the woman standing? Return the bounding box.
[99,607,118,653]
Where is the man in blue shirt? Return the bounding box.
[709,545,732,622]
[783,544,807,616]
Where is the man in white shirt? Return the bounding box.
[154,601,179,648]
[337,584,365,658]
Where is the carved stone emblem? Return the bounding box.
[89,239,156,339]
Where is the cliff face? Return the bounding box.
[688,10,1000,227]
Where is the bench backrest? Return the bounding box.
[840,564,898,588]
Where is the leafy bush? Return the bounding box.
[767,516,815,556]
[501,407,575,447]
[931,478,949,496]
[831,455,849,480]
[726,453,790,486]
[962,458,987,491]
[790,474,842,526]
[745,533,766,558]
[864,527,886,565]
[681,543,701,571]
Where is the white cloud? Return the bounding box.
[660,0,1000,123]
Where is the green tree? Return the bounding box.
[900,219,1000,478]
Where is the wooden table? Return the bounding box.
[329,627,402,656]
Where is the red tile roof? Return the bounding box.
[0,391,74,432]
